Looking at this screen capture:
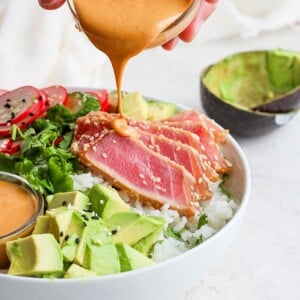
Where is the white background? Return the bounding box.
[0,1,299,299]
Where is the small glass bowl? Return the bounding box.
[67,0,200,48]
[0,172,44,269]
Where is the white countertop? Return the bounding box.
[0,3,299,298]
[114,27,299,300]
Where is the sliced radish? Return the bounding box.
[0,138,22,155]
[42,85,68,107]
[0,86,43,126]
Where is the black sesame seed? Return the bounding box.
[11,112,15,119]
[62,201,67,206]
[29,112,34,117]
[75,237,80,244]
[91,215,99,220]
[21,122,26,126]
[59,231,64,237]
[6,99,11,102]
[81,214,89,221]
[111,229,118,235]
[83,222,87,227]
[22,98,26,103]
[4,103,11,109]
[64,235,69,242]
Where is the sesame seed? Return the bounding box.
[59,231,64,237]
[62,201,67,206]
[75,237,81,244]
[111,229,118,235]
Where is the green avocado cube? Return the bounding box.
[132,229,162,255]
[122,92,148,120]
[33,215,50,234]
[61,233,81,262]
[116,243,154,272]
[147,100,176,121]
[106,212,165,246]
[48,191,90,211]
[6,234,63,277]
[83,244,120,276]
[74,218,111,266]
[88,184,130,221]
[64,264,97,279]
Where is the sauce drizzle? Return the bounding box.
[73,0,192,135]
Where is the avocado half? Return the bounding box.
[200,50,300,136]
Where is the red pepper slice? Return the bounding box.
[0,139,22,155]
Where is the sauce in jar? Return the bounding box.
[0,180,37,237]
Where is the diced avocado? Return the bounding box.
[46,207,75,244]
[132,229,161,255]
[46,195,54,207]
[116,243,154,272]
[48,191,90,211]
[88,184,130,220]
[33,215,50,234]
[83,243,120,276]
[6,234,63,277]
[74,218,111,266]
[61,233,81,263]
[64,264,97,279]
[106,212,165,246]
[147,100,176,121]
[47,207,85,245]
[122,92,148,120]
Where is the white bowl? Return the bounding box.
[0,101,251,300]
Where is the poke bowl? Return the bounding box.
[0,86,251,300]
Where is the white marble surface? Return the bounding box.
[109,27,300,300]
[1,3,299,298]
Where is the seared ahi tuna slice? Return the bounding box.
[162,121,231,174]
[129,120,219,181]
[72,114,198,216]
[137,129,213,200]
[166,111,229,144]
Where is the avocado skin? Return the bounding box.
[201,80,297,137]
[255,89,300,113]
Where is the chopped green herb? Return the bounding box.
[197,214,208,229]
[164,227,182,241]
[0,100,98,195]
[219,173,231,198]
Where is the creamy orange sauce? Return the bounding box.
[73,0,192,135]
[0,180,37,237]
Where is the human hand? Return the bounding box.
[162,0,218,50]
[38,0,66,10]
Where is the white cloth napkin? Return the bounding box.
[198,0,300,41]
[0,0,299,89]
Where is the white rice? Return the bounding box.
[72,172,238,263]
